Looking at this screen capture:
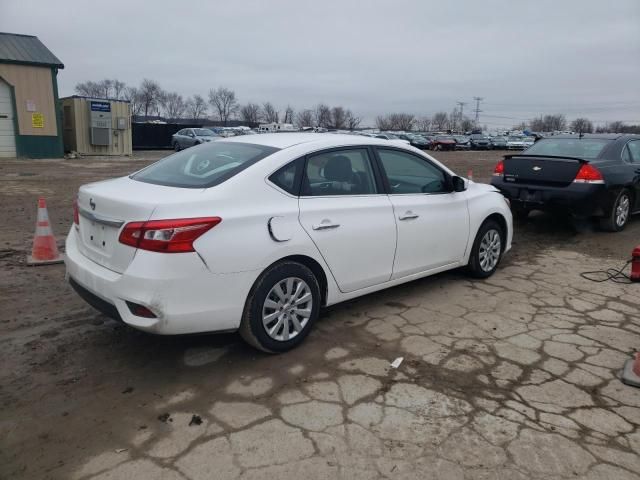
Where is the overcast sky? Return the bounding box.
[3,0,639,128]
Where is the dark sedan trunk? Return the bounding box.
[503,155,584,187]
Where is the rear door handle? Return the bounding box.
[399,211,419,220]
[312,221,340,230]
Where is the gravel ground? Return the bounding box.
[1,148,639,480]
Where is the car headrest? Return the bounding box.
[324,155,353,182]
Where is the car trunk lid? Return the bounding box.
[75,176,205,273]
[503,154,585,186]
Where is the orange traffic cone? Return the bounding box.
[621,352,640,388]
[27,197,64,265]
[467,169,473,181]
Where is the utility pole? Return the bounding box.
[473,97,483,126]
[456,101,466,131]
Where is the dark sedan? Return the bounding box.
[490,136,508,149]
[430,135,457,151]
[470,134,491,150]
[491,134,640,231]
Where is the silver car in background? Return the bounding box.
[172,128,220,151]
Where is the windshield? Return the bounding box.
[508,136,523,141]
[471,134,485,139]
[523,138,610,159]
[436,136,453,141]
[385,133,399,139]
[131,142,279,188]
[194,128,214,136]
[454,136,468,141]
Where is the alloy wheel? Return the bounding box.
[478,229,501,272]
[615,194,630,228]
[262,277,312,341]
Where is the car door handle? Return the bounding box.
[399,211,419,220]
[312,221,340,230]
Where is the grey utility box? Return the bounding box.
[89,100,112,146]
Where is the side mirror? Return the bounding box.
[452,175,466,192]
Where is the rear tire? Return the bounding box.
[600,188,632,232]
[467,220,504,278]
[239,261,320,353]
[173,142,181,152]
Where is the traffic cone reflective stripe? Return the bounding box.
[27,197,64,265]
[467,169,473,181]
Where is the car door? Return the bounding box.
[298,147,396,293]
[375,147,469,279]
[623,140,640,211]
[185,129,197,147]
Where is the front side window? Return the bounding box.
[132,142,279,188]
[303,148,377,196]
[377,149,448,194]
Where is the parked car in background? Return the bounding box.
[522,136,536,149]
[375,133,411,145]
[172,128,220,151]
[430,135,457,151]
[470,134,491,150]
[506,136,527,150]
[490,136,508,149]
[66,133,512,352]
[397,133,430,149]
[453,135,471,150]
[491,134,640,231]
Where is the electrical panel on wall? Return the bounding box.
[89,100,112,146]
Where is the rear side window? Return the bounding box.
[626,141,640,163]
[269,158,303,195]
[132,142,279,188]
[524,138,610,159]
[302,148,377,196]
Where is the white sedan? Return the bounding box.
[65,134,512,352]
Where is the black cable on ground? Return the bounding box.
[580,260,633,284]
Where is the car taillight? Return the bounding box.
[119,217,221,253]
[573,164,604,184]
[73,199,80,227]
[493,160,505,176]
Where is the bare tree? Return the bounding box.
[345,110,361,130]
[75,80,104,98]
[330,106,347,129]
[295,109,314,129]
[432,112,448,131]
[138,78,163,118]
[376,115,392,131]
[416,116,432,132]
[460,117,474,132]
[530,114,567,132]
[185,95,208,120]
[570,118,594,134]
[123,86,142,116]
[161,92,186,119]
[209,87,239,125]
[240,103,262,124]
[112,80,126,99]
[262,102,279,123]
[314,104,332,128]
[283,105,294,124]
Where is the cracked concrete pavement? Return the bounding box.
[1,152,639,479]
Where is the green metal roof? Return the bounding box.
[0,32,64,69]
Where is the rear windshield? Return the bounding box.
[524,138,610,159]
[131,142,279,188]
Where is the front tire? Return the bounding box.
[467,220,504,278]
[239,261,320,353]
[173,142,181,151]
[600,189,632,232]
[511,204,530,221]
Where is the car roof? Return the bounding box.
[548,133,636,140]
[219,132,394,149]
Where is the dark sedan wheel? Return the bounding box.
[600,189,632,232]
[467,220,504,278]
[240,261,320,353]
[173,142,181,152]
